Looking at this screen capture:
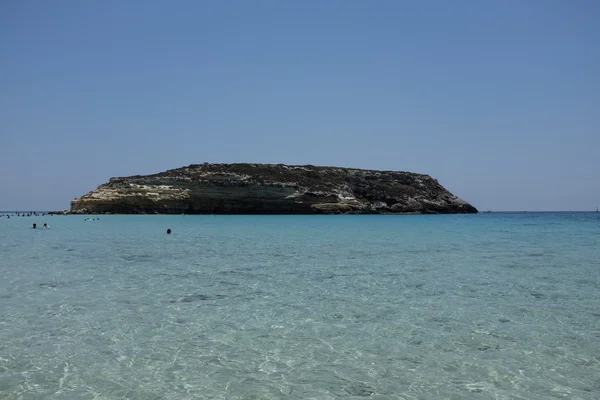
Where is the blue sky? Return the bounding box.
[1,0,598,211]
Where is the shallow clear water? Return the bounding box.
[1,213,599,399]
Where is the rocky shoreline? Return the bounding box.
[67,163,478,215]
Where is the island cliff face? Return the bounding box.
[70,163,478,214]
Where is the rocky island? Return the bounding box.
[68,163,477,214]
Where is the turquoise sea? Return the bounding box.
[1,213,599,399]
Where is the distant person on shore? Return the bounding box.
[33,223,37,229]
[167,229,172,234]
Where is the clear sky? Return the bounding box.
[1,0,598,211]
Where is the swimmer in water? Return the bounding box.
[167,228,172,234]
[33,223,37,229]
[43,223,48,229]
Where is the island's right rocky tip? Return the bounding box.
[69,163,478,215]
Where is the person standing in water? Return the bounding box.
[33,223,37,229]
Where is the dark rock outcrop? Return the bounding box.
[69,163,477,214]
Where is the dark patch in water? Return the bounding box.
[527,253,545,257]
[39,282,59,288]
[175,318,187,324]
[344,382,375,397]
[121,254,155,262]
[38,278,94,290]
[173,293,227,303]
[156,271,205,280]
[408,335,423,345]
[498,318,510,323]
[530,292,545,299]
[218,280,240,287]
[477,344,499,351]
[182,294,210,302]
[221,267,255,276]
[398,355,423,365]
[429,316,451,324]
